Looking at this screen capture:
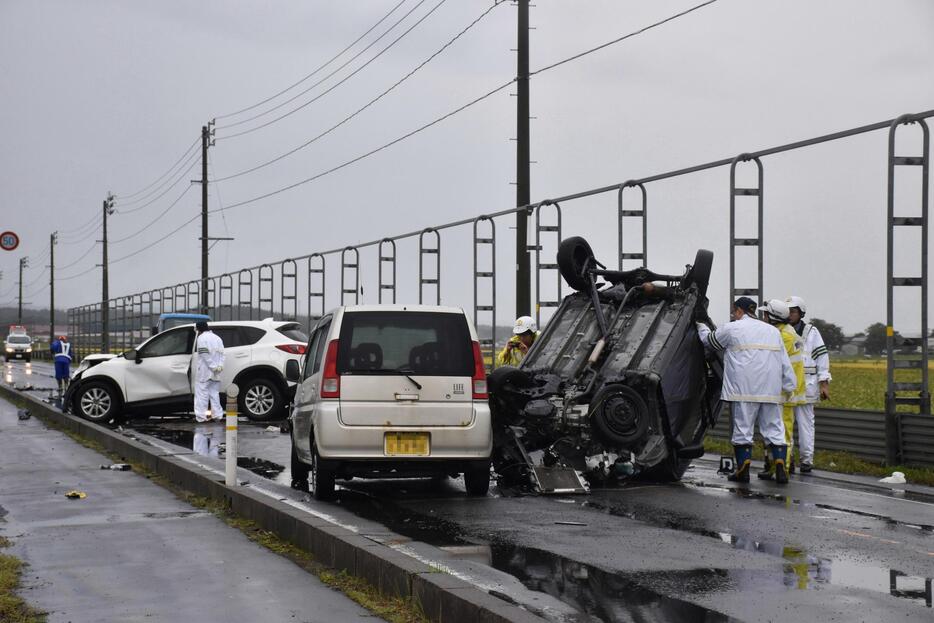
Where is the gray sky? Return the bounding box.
[2,0,933,335]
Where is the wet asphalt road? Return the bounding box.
[6,359,934,622]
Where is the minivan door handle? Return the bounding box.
[394,393,420,401]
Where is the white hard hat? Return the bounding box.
[785,295,807,315]
[513,315,537,335]
[762,299,790,321]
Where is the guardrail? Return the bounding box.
[707,406,934,467]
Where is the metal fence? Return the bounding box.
[67,109,934,464]
[707,406,934,467]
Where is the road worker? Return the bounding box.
[497,316,539,367]
[697,297,796,484]
[194,321,225,423]
[50,335,72,397]
[758,299,807,480]
[786,296,831,473]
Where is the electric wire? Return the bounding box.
[111,185,196,244]
[115,151,201,213]
[111,215,200,264]
[113,136,201,201]
[57,241,98,271]
[58,213,102,239]
[57,264,99,282]
[213,0,504,182]
[215,0,408,121]
[59,224,101,247]
[216,0,437,136]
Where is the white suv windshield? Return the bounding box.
[337,312,473,376]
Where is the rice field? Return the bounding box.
[823,357,934,411]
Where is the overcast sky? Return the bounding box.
[2,0,933,335]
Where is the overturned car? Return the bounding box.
[489,237,723,493]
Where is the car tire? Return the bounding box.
[464,461,491,496]
[75,381,122,423]
[290,442,310,492]
[641,445,692,482]
[590,384,651,447]
[680,249,714,298]
[557,236,596,292]
[238,377,283,421]
[310,442,337,501]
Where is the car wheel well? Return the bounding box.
[233,367,287,392]
[75,376,125,406]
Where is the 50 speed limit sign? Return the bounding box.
[0,231,19,251]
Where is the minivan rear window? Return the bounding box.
[337,312,473,376]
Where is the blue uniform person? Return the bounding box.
[50,335,72,396]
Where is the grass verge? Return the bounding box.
[1,394,428,623]
[703,436,934,486]
[0,537,47,623]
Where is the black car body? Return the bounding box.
[488,237,723,493]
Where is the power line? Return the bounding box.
[211,78,515,214]
[58,213,102,238]
[214,0,408,121]
[213,0,504,182]
[113,136,201,201]
[111,184,196,244]
[58,264,98,282]
[57,241,98,271]
[59,223,101,246]
[529,0,720,77]
[115,151,201,212]
[216,0,437,137]
[111,214,200,264]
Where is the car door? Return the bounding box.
[123,327,195,403]
[292,319,330,461]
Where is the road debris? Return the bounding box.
[100,463,132,471]
[17,408,30,420]
[879,471,906,484]
[265,425,280,433]
[554,521,587,526]
[64,490,87,499]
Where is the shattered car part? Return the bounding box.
[489,236,724,494]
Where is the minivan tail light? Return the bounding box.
[321,340,341,398]
[275,343,307,355]
[471,341,488,399]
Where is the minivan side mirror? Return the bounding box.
[285,359,300,383]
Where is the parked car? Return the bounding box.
[4,333,33,362]
[288,305,493,500]
[151,312,211,336]
[487,237,723,493]
[65,319,307,422]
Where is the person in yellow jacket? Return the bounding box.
[497,316,539,367]
[758,299,806,481]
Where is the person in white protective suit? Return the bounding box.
[697,297,797,484]
[194,321,225,423]
[786,296,831,473]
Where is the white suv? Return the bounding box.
[66,319,307,422]
[288,305,492,500]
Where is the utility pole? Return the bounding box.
[201,123,210,315]
[49,232,57,342]
[101,193,115,353]
[18,257,27,324]
[515,0,531,317]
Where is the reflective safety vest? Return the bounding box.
[496,333,538,367]
[798,322,832,404]
[52,340,72,362]
[777,323,806,406]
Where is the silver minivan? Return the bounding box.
[288,305,492,500]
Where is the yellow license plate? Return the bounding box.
[384,432,430,456]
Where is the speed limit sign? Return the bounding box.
[0,231,19,251]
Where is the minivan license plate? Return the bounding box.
[384,432,430,456]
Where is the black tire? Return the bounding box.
[680,249,714,298]
[238,377,284,421]
[290,442,310,492]
[75,380,122,423]
[310,442,336,501]
[464,461,491,496]
[557,236,596,292]
[640,445,692,482]
[590,384,651,447]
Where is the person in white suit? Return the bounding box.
[194,321,225,423]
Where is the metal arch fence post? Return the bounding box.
[151,289,162,329]
[729,154,765,309]
[140,292,151,341]
[162,287,174,314]
[308,254,326,323]
[341,247,360,305]
[219,274,233,321]
[187,280,200,314]
[534,201,562,327]
[419,228,441,305]
[206,278,216,318]
[885,114,930,465]
[238,270,253,320]
[618,181,648,269]
[258,264,274,318]
[280,259,298,320]
[174,284,186,315]
[378,239,397,304]
[132,294,142,346]
[473,216,497,371]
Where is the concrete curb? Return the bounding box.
[1,385,544,623]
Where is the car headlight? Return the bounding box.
[5,348,11,353]
[26,348,32,353]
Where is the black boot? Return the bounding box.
[773,445,789,485]
[728,445,753,483]
[758,450,774,480]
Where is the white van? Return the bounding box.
[288,305,492,500]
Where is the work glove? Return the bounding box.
[212,365,223,374]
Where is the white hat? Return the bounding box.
[785,295,807,315]
[513,316,537,335]
[761,299,790,321]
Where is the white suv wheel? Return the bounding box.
[81,386,112,419]
[244,384,274,416]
